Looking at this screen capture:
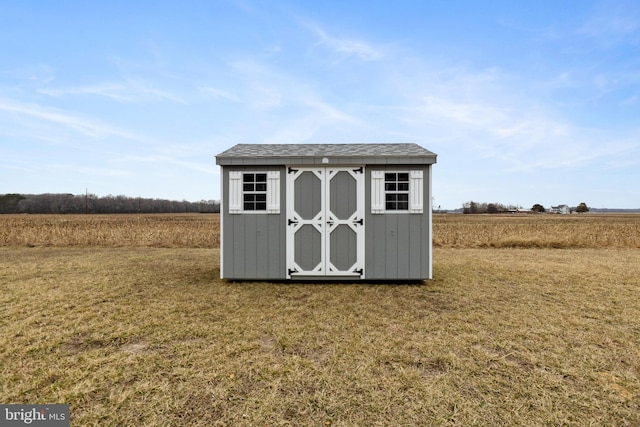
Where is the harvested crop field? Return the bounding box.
[1,213,639,249]
[1,214,639,425]
[433,213,640,248]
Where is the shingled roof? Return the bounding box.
[216,143,437,165]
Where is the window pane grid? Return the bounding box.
[242,173,268,211]
[384,172,409,211]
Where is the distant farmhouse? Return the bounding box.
[549,204,570,214]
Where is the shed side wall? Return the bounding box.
[221,166,286,279]
[365,165,432,280]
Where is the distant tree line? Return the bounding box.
[462,201,513,214]
[462,200,590,214]
[0,193,220,214]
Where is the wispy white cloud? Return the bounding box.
[248,84,283,109]
[115,154,216,174]
[383,56,640,173]
[223,60,285,110]
[407,96,622,171]
[0,162,34,173]
[7,64,57,84]
[303,21,383,61]
[38,83,131,101]
[1,1,638,208]
[229,0,256,14]
[226,58,361,124]
[301,97,360,124]
[0,97,144,140]
[577,1,640,46]
[37,79,185,104]
[72,166,131,177]
[201,57,363,142]
[199,86,242,102]
[217,22,640,175]
[263,117,321,144]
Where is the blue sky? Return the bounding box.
[1,1,639,209]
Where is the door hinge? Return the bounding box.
[288,268,298,275]
[353,268,363,276]
[353,166,363,174]
[288,167,299,174]
[353,218,363,226]
[288,218,299,226]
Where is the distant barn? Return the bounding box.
[215,143,437,281]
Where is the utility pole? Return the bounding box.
[85,188,88,214]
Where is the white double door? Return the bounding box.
[286,166,365,278]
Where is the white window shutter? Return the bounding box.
[267,171,280,214]
[409,170,423,213]
[371,170,384,214]
[228,171,242,214]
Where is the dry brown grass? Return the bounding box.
[0,214,219,248]
[1,247,638,425]
[434,213,640,249]
[1,213,639,249]
[1,214,639,425]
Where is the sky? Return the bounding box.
[1,1,639,209]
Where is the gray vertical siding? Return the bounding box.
[221,166,286,279]
[365,165,431,280]
[221,163,432,281]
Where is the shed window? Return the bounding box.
[228,171,280,214]
[371,170,423,214]
[243,173,267,211]
[384,173,409,210]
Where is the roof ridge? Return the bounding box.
[217,143,436,157]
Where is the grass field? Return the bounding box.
[0,214,220,248]
[1,212,639,249]
[1,214,639,425]
[433,213,640,248]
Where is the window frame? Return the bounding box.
[384,172,410,211]
[228,170,280,214]
[242,172,268,212]
[371,169,423,214]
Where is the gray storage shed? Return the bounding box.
[215,143,437,281]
